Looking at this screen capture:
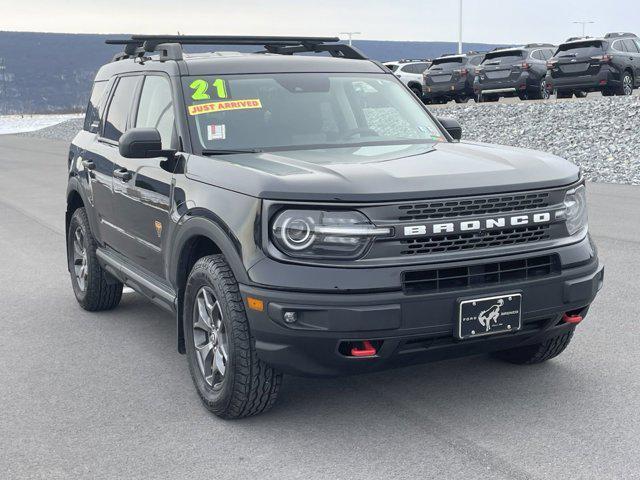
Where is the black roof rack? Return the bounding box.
[397,58,432,63]
[105,35,368,62]
[604,32,637,39]
[523,43,555,48]
[565,36,592,42]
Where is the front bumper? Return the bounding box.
[240,239,604,377]
[547,67,618,92]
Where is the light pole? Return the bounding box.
[339,32,362,46]
[458,0,463,54]
[572,21,594,37]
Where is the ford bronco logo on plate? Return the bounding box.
[457,294,522,340]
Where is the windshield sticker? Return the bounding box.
[189,78,229,100]
[207,124,226,141]
[188,99,262,116]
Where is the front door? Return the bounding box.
[110,74,177,278]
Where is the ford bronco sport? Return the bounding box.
[66,35,604,419]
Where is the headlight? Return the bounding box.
[562,184,589,236]
[271,210,391,259]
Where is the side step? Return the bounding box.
[96,248,177,313]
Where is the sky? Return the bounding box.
[0,0,638,45]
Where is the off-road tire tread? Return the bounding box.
[69,208,122,311]
[493,330,575,365]
[187,255,282,419]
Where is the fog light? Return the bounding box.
[283,311,297,324]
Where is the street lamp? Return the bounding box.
[572,21,594,37]
[339,31,362,46]
[458,0,463,54]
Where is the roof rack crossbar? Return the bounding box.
[106,35,368,62]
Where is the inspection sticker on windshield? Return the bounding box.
[207,124,226,141]
[188,99,262,116]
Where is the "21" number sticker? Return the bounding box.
[189,79,228,100]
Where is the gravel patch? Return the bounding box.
[15,118,84,141]
[434,95,640,185]
[12,95,640,185]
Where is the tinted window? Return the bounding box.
[103,76,139,141]
[135,76,175,149]
[83,81,107,133]
[482,50,524,65]
[469,56,483,65]
[532,50,544,60]
[544,49,555,60]
[612,40,628,52]
[623,39,639,53]
[401,63,429,74]
[384,64,399,72]
[430,58,464,70]
[557,41,605,57]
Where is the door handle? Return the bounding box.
[81,159,96,170]
[113,168,132,182]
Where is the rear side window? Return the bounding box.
[532,50,544,60]
[482,51,524,65]
[135,76,175,149]
[623,39,639,53]
[83,81,107,133]
[103,76,140,142]
[384,64,399,72]
[469,56,483,66]
[612,40,628,52]
[401,63,429,74]
[556,41,604,57]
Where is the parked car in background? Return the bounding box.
[423,52,485,104]
[546,33,640,98]
[384,59,432,98]
[474,44,556,102]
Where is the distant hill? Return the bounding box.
[0,31,505,114]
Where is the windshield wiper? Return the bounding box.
[201,148,263,155]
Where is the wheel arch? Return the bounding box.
[170,214,252,353]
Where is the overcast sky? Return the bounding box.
[0,0,638,44]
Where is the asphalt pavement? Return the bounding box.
[0,134,638,480]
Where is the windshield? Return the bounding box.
[183,73,446,153]
[556,41,604,58]
[429,58,464,70]
[482,51,524,65]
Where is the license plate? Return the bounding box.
[457,294,522,340]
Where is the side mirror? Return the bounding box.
[437,117,463,141]
[119,128,174,158]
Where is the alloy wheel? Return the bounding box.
[192,286,229,388]
[72,226,88,292]
[623,75,633,96]
[541,81,550,100]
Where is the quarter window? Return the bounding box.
[84,81,107,133]
[135,76,175,149]
[103,76,139,142]
[623,39,639,53]
[612,40,628,52]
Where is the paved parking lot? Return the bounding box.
[0,134,638,479]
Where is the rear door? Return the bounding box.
[480,50,525,83]
[110,74,177,278]
[425,57,463,86]
[551,41,606,80]
[622,39,640,83]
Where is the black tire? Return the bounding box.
[574,90,588,98]
[67,208,122,311]
[556,90,572,99]
[602,88,616,97]
[410,86,423,98]
[184,255,282,419]
[617,71,634,96]
[492,330,574,365]
[454,95,469,103]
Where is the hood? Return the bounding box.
[185,141,580,202]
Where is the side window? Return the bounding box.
[413,63,428,73]
[135,76,175,149]
[544,50,554,60]
[612,40,627,52]
[103,76,140,142]
[83,81,107,133]
[470,56,482,66]
[531,50,543,61]
[623,39,639,53]
[400,64,415,73]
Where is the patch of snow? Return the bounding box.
[0,114,83,135]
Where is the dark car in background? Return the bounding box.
[423,52,485,104]
[474,44,556,102]
[546,33,640,98]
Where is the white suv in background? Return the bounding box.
[384,59,432,99]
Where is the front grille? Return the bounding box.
[400,225,551,256]
[402,254,560,295]
[397,192,550,222]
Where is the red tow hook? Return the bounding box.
[563,313,583,324]
[350,340,377,357]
